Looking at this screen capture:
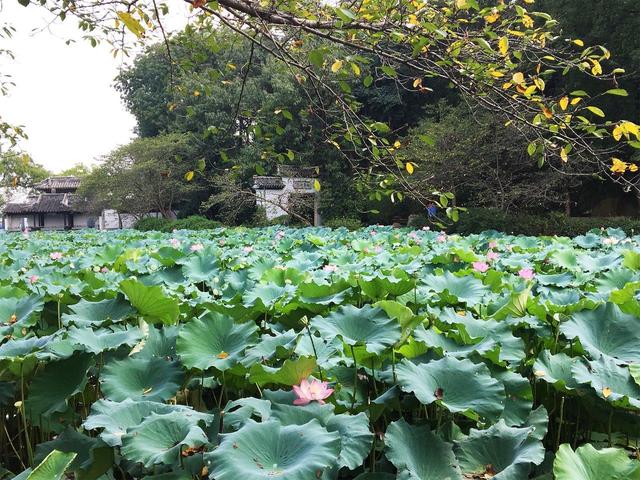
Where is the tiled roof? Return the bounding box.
[34,176,81,192]
[253,176,285,190]
[3,193,82,214]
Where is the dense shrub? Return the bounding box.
[133,217,173,232]
[170,215,222,231]
[324,217,363,230]
[134,215,221,232]
[448,208,640,236]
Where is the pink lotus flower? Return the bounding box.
[472,261,489,273]
[190,243,204,252]
[323,264,338,272]
[422,226,430,231]
[436,234,447,243]
[275,231,285,240]
[29,275,38,284]
[370,230,377,236]
[170,238,181,248]
[243,246,253,254]
[408,231,418,240]
[50,252,63,260]
[489,240,498,249]
[100,267,109,273]
[518,268,535,280]
[293,379,334,406]
[487,251,499,261]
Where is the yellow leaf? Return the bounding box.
[559,96,569,111]
[571,97,582,106]
[484,12,500,24]
[455,0,468,8]
[630,164,639,173]
[314,179,321,191]
[524,85,537,96]
[193,90,201,97]
[573,39,584,47]
[394,140,401,148]
[413,78,422,88]
[117,11,145,38]
[524,0,535,3]
[542,106,553,119]
[185,171,195,181]
[351,63,361,76]
[534,78,545,91]
[512,72,525,85]
[591,60,603,76]
[613,125,624,141]
[490,70,504,78]
[406,162,415,175]
[602,387,612,398]
[611,158,628,174]
[560,147,568,162]
[502,82,513,90]
[331,60,343,73]
[498,36,509,56]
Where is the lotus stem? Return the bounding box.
[555,395,565,451]
[350,345,357,410]
[20,367,33,467]
[304,323,324,381]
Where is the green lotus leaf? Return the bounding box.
[353,474,395,480]
[533,351,580,390]
[358,271,413,299]
[223,397,273,431]
[101,356,184,402]
[630,364,640,387]
[62,297,134,327]
[553,443,640,480]
[421,271,489,305]
[385,418,461,480]
[34,426,106,472]
[176,312,258,371]
[561,303,640,364]
[454,420,545,480]
[67,326,142,354]
[206,419,341,480]
[248,356,317,387]
[26,450,76,480]
[294,334,343,369]
[133,325,179,359]
[180,254,220,283]
[241,329,297,367]
[551,249,578,270]
[120,279,180,325]
[395,357,505,421]
[572,356,640,408]
[0,295,43,328]
[84,399,214,446]
[26,353,93,419]
[242,284,294,311]
[263,389,335,426]
[121,412,209,468]
[325,412,373,469]
[493,369,533,426]
[0,336,51,359]
[311,305,401,355]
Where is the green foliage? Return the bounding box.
[2,227,640,478]
[134,217,173,232]
[134,215,221,232]
[324,217,363,230]
[449,208,640,236]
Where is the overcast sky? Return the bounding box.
[2,1,189,173]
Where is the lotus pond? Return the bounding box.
[1,226,640,479]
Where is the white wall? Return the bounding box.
[256,176,317,222]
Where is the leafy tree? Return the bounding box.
[78,134,202,219]
[58,163,92,177]
[0,151,50,188]
[399,102,585,214]
[13,0,640,214]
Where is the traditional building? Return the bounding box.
[3,177,95,231]
[253,166,321,226]
[2,176,154,231]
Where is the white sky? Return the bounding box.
[1,1,190,173]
